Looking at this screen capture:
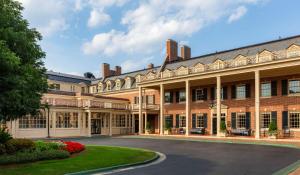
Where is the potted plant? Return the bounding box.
[268,121,278,139]
[164,122,172,135]
[219,120,227,137]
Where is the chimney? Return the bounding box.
[180,45,191,60]
[166,39,178,62]
[147,63,154,69]
[115,66,122,75]
[102,63,110,78]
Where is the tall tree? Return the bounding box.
[0,0,47,121]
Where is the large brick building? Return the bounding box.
[6,35,300,139]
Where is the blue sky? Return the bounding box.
[18,0,300,78]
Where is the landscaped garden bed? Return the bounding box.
[0,128,157,175]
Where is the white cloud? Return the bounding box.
[121,57,154,73]
[88,9,111,28]
[17,0,69,37]
[228,6,248,23]
[83,0,264,56]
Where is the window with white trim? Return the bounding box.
[287,50,300,58]
[179,115,186,127]
[196,114,205,128]
[125,79,131,89]
[56,112,78,128]
[289,80,300,95]
[236,85,246,99]
[147,95,154,104]
[19,113,46,128]
[49,83,60,90]
[116,81,121,90]
[289,112,300,129]
[165,92,171,103]
[179,91,186,102]
[260,112,271,129]
[107,83,111,91]
[261,82,271,97]
[196,89,205,101]
[236,113,246,129]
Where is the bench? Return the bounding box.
[230,129,251,136]
[190,127,205,135]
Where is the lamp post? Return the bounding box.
[42,100,50,138]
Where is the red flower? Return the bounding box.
[62,141,85,154]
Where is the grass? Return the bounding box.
[0,145,157,175]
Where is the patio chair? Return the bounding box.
[282,127,291,138]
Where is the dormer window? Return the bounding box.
[107,83,111,91]
[125,79,131,89]
[234,55,247,67]
[116,81,121,90]
[212,60,225,70]
[287,44,300,58]
[258,50,273,63]
[176,66,188,76]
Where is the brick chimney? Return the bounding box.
[180,45,191,60]
[147,63,154,69]
[102,63,110,78]
[166,39,178,62]
[115,66,122,75]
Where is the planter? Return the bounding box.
[145,130,151,134]
[218,131,227,137]
[164,130,171,135]
[268,134,277,139]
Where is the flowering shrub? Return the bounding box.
[63,141,85,154]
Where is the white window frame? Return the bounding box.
[125,79,131,89]
[179,115,186,128]
[19,113,46,129]
[260,112,271,129]
[115,81,121,90]
[179,91,186,103]
[164,92,171,103]
[288,79,300,95]
[236,84,246,99]
[289,112,300,129]
[56,112,78,128]
[236,113,246,129]
[196,114,205,128]
[196,89,205,101]
[261,82,271,97]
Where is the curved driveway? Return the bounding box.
[71,136,300,175]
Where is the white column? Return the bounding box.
[52,111,56,136]
[255,70,260,139]
[138,86,143,135]
[88,111,91,137]
[160,84,164,135]
[185,80,190,136]
[78,111,81,135]
[216,76,221,137]
[109,112,112,136]
[144,112,148,133]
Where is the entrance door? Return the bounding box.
[91,119,101,134]
[134,116,139,133]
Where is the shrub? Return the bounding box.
[0,149,70,165]
[34,140,65,151]
[0,127,12,144]
[5,139,34,154]
[0,144,6,155]
[63,141,85,154]
[268,121,278,136]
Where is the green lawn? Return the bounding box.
[0,145,157,175]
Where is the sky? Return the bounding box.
[17,0,300,78]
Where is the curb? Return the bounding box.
[65,151,161,175]
[120,135,300,149]
[273,160,300,175]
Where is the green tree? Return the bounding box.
[0,0,47,121]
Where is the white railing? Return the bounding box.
[131,103,160,110]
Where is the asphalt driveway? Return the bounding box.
[70,136,300,175]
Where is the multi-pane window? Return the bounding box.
[214,87,224,100]
[70,85,76,92]
[179,91,186,102]
[56,112,78,128]
[165,115,173,128]
[125,79,131,89]
[116,82,121,90]
[236,113,246,129]
[196,114,205,128]
[289,112,300,129]
[114,114,126,127]
[179,115,186,127]
[289,80,300,95]
[196,89,205,101]
[260,112,271,128]
[147,95,154,104]
[19,113,46,128]
[236,85,246,99]
[261,82,271,97]
[165,92,171,103]
[107,83,111,91]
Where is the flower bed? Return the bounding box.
[63,141,85,154]
[0,127,85,165]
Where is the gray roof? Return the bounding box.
[164,35,300,70]
[46,71,93,84]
